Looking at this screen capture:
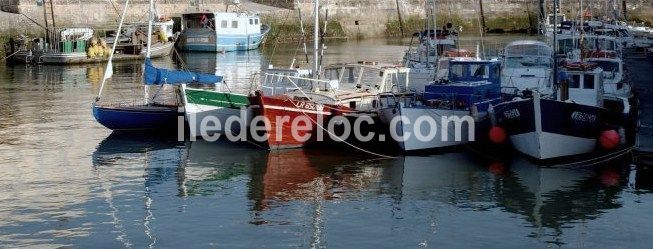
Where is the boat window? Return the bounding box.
[250,19,253,25]
[255,19,259,25]
[505,56,552,69]
[396,72,408,90]
[569,74,580,88]
[593,60,619,72]
[221,20,228,28]
[583,74,595,89]
[491,64,500,79]
[557,39,575,54]
[470,64,489,79]
[232,21,238,28]
[450,64,465,79]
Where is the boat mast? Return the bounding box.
[144,0,156,105]
[552,0,559,98]
[96,0,132,101]
[313,0,320,80]
[146,0,155,59]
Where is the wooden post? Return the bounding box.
[539,0,545,34]
[478,0,486,34]
[622,0,627,20]
[48,0,55,28]
[42,0,49,41]
[395,0,405,37]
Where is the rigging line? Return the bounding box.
[548,146,636,168]
[105,0,122,22]
[97,0,132,101]
[269,7,294,63]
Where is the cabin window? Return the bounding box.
[470,64,489,78]
[250,19,253,25]
[583,74,595,89]
[450,64,465,79]
[221,20,228,28]
[255,19,259,25]
[232,21,238,28]
[569,75,581,88]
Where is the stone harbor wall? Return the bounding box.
[0,0,651,38]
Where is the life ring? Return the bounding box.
[562,60,598,71]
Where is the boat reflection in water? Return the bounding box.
[91,132,633,247]
[177,49,266,93]
[496,158,627,246]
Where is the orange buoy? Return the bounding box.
[599,130,620,150]
[489,126,507,144]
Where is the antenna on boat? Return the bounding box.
[96,0,132,102]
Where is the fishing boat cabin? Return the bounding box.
[178,12,269,52]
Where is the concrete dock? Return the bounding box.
[627,51,653,158]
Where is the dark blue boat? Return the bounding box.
[92,104,181,131]
[93,58,221,131]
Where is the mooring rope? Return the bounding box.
[281,76,397,159]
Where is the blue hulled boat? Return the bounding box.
[93,0,221,132]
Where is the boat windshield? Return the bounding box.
[592,60,620,72]
[323,65,382,89]
[449,62,499,82]
[505,56,552,69]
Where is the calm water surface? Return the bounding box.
[1,37,653,248]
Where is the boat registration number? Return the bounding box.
[187,37,210,43]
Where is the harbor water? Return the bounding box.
[1,37,653,248]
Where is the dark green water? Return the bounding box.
[1,37,652,248]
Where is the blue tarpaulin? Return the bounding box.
[144,59,222,85]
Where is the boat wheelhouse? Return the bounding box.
[501,40,554,96]
[178,12,270,52]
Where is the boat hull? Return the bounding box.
[12,42,174,64]
[179,25,270,52]
[379,104,475,151]
[492,97,608,160]
[181,86,252,137]
[92,104,181,131]
[252,94,332,150]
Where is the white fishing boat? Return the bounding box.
[178,11,270,52]
[378,59,501,152]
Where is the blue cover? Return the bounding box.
[144,58,222,85]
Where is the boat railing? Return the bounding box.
[261,72,335,95]
[423,92,500,111]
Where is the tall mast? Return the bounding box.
[553,0,559,97]
[146,0,155,58]
[313,0,320,79]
